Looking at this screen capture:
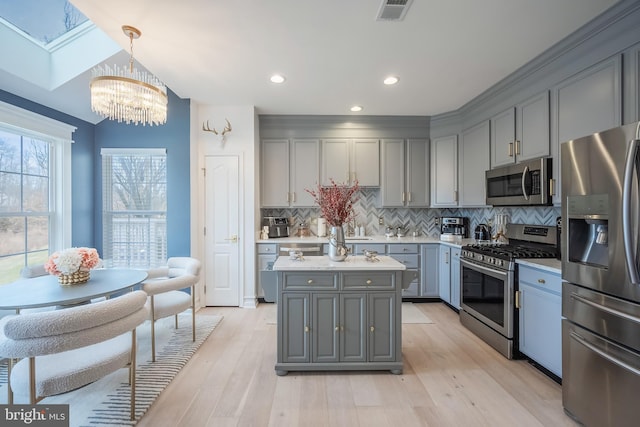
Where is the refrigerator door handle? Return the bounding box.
[521,166,530,200]
[570,331,640,376]
[622,138,640,285]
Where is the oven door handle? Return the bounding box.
[460,258,508,280]
[521,166,530,201]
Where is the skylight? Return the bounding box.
[0,0,88,45]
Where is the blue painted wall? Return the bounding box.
[0,89,96,248]
[93,89,191,257]
[0,88,192,258]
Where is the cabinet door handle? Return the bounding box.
[352,172,357,183]
[515,140,521,155]
[537,278,546,284]
[286,192,290,202]
[335,326,339,331]
[304,326,309,333]
[402,192,406,202]
[292,192,296,202]
[508,142,514,157]
[307,279,313,284]
[407,192,412,202]
[366,279,372,285]
[370,326,375,332]
[454,190,458,202]
[550,178,556,196]
[515,290,521,309]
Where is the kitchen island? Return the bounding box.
[272,255,406,376]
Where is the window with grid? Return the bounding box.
[101,148,167,268]
[0,102,74,286]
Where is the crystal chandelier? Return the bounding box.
[90,25,167,126]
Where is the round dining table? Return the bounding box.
[0,268,148,311]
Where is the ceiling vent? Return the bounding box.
[376,0,413,21]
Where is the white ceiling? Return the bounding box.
[3,0,620,123]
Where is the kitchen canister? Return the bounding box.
[317,218,327,237]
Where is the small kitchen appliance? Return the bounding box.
[440,217,469,237]
[485,157,553,206]
[474,223,491,242]
[262,216,290,238]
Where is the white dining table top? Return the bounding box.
[0,268,148,310]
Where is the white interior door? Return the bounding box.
[204,155,240,306]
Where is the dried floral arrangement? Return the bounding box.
[44,247,100,276]
[306,179,360,226]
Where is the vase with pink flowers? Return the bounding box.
[306,179,359,261]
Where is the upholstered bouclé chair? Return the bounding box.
[0,290,148,420]
[142,257,201,362]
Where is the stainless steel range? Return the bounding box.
[459,223,557,359]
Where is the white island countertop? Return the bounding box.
[258,235,476,248]
[273,255,407,271]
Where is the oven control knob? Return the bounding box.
[477,255,484,261]
[496,259,502,267]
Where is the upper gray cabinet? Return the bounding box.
[460,120,490,207]
[553,55,621,204]
[379,139,429,208]
[430,135,458,207]
[261,139,320,207]
[321,139,379,186]
[491,91,550,168]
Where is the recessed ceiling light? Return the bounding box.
[384,76,399,85]
[350,105,363,112]
[270,74,286,84]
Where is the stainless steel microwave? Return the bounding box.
[485,157,552,206]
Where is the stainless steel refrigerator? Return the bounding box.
[562,121,640,427]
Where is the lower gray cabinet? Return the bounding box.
[421,244,439,297]
[276,271,402,375]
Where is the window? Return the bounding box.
[0,101,74,285]
[102,148,167,268]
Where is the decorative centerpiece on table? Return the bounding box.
[306,179,359,261]
[44,247,100,285]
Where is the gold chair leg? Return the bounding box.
[192,286,196,342]
[29,357,36,404]
[7,358,13,404]
[150,296,156,362]
[130,329,137,421]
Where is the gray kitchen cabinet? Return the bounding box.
[257,243,278,301]
[554,55,621,204]
[261,139,289,207]
[430,135,458,207]
[380,139,429,208]
[420,244,439,297]
[387,244,419,298]
[518,264,562,378]
[438,245,451,303]
[491,91,550,168]
[450,248,461,309]
[438,245,461,309]
[460,120,490,207]
[280,292,310,363]
[261,139,320,207]
[321,139,379,186]
[276,269,402,375]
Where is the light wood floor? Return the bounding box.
[137,302,577,427]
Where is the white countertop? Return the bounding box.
[517,258,562,274]
[258,235,475,248]
[273,255,407,271]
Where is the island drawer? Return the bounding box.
[353,243,386,255]
[282,272,339,290]
[387,244,418,254]
[342,272,396,290]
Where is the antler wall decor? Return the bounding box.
[202,118,232,136]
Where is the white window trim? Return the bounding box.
[0,100,76,251]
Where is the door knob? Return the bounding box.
[224,234,238,243]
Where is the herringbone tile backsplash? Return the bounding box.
[262,188,561,238]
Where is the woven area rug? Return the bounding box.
[0,312,223,426]
[264,302,433,324]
